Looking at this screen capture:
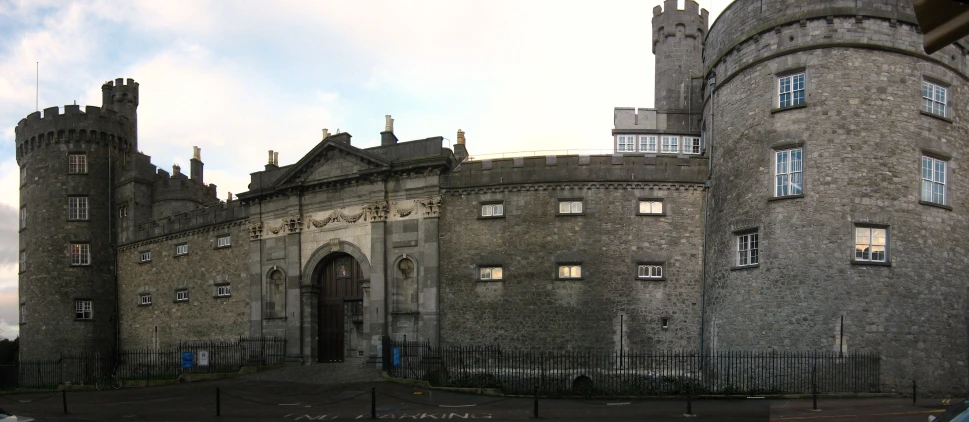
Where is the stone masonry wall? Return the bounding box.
[440,155,706,350]
[703,0,969,395]
[118,221,249,348]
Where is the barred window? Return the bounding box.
[69,154,87,174]
[69,196,89,220]
[140,251,151,262]
[75,300,92,320]
[71,243,90,266]
[216,285,231,297]
[140,294,152,306]
[175,289,189,302]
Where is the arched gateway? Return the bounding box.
[317,253,364,362]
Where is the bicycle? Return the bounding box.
[95,367,123,390]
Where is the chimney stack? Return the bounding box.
[172,163,181,175]
[266,150,279,170]
[190,146,203,184]
[381,114,399,146]
[453,129,469,162]
[228,192,233,201]
[273,151,279,165]
[322,128,331,139]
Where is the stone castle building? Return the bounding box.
[14,0,969,394]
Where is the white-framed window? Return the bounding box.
[558,264,582,279]
[19,250,25,273]
[69,153,87,174]
[661,136,679,153]
[855,226,888,263]
[558,200,583,214]
[19,303,25,324]
[778,73,805,108]
[75,300,92,320]
[69,196,89,220]
[140,251,151,262]
[481,203,504,217]
[140,294,152,306]
[175,243,188,256]
[479,266,503,281]
[639,135,658,153]
[736,232,759,267]
[921,156,947,205]
[216,285,231,297]
[20,206,25,230]
[71,243,90,266]
[684,137,702,154]
[217,235,231,248]
[175,289,189,302]
[774,148,803,197]
[638,200,664,215]
[617,135,636,152]
[922,80,948,117]
[637,264,663,279]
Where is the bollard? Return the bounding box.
[812,381,818,411]
[216,387,221,417]
[913,379,917,406]
[371,387,376,419]
[686,383,693,416]
[533,386,539,419]
[62,390,67,414]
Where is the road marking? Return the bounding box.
[772,409,945,420]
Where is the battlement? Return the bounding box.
[444,154,707,190]
[14,104,135,164]
[128,198,248,245]
[152,166,219,206]
[102,77,139,107]
[652,0,708,53]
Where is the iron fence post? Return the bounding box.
[62,390,67,414]
[913,379,917,406]
[533,385,538,419]
[216,387,221,416]
[371,387,376,419]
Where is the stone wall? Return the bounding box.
[118,220,249,348]
[703,0,969,395]
[439,155,706,350]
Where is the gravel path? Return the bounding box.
[241,360,386,385]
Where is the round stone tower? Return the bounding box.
[702,1,969,394]
[15,78,138,361]
[651,0,707,116]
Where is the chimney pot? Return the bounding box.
[268,150,274,164]
[273,152,279,166]
[193,146,201,160]
[322,128,330,139]
[457,129,466,145]
[228,192,233,201]
[385,115,394,132]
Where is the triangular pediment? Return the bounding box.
[273,134,390,187]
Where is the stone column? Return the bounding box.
[299,283,320,363]
[369,220,388,366]
[420,216,441,347]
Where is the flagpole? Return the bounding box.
[36,62,39,112]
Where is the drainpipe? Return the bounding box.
[699,71,716,359]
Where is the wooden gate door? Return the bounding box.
[319,254,363,362]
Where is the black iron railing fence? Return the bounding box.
[383,340,881,396]
[14,337,285,389]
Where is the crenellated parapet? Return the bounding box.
[125,199,248,247]
[14,105,134,165]
[651,0,708,54]
[443,154,707,193]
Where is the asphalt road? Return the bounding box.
[0,378,952,421]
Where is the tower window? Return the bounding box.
[558,200,583,215]
[854,226,888,263]
[216,235,231,248]
[20,206,25,230]
[778,73,805,108]
[175,243,188,256]
[69,196,89,220]
[75,300,93,320]
[637,264,664,280]
[557,264,582,279]
[69,153,88,174]
[480,202,504,218]
[216,284,231,297]
[922,80,948,118]
[736,232,759,267]
[479,266,504,281]
[140,251,151,262]
[20,303,25,324]
[639,135,658,153]
[20,167,26,186]
[638,200,664,215]
[71,243,91,266]
[140,294,152,306]
[175,289,189,302]
[774,148,803,197]
[921,155,947,205]
[19,250,25,273]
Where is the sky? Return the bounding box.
[0,0,733,339]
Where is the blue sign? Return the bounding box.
[181,351,194,369]
[392,348,401,367]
